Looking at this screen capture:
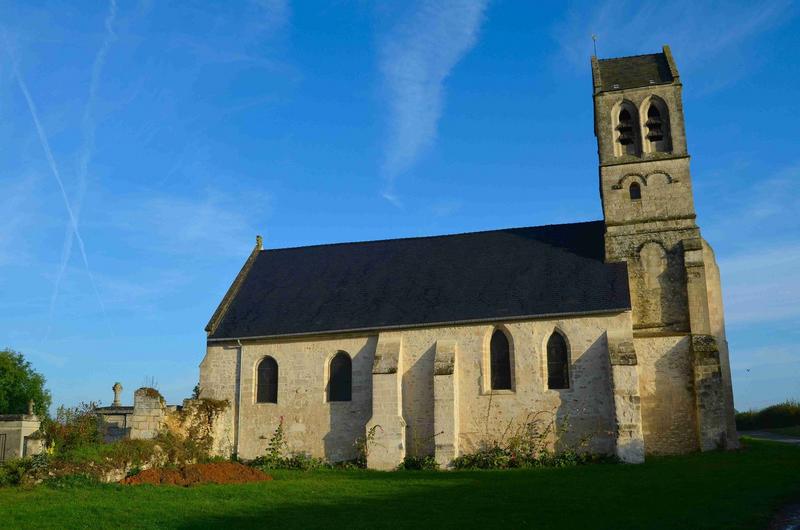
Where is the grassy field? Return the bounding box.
[1,438,799,529]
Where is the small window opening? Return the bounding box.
[630,182,642,200]
[547,332,570,390]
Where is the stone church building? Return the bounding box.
[199,46,737,469]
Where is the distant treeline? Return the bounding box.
[736,400,800,431]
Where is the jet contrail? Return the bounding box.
[2,31,112,335]
[45,0,118,339]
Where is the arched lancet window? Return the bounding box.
[644,100,671,153]
[256,356,278,403]
[490,329,512,390]
[646,105,664,142]
[328,351,352,402]
[629,182,642,200]
[616,107,640,156]
[547,332,569,390]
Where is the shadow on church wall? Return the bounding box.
[554,334,616,455]
[635,241,689,333]
[323,339,375,462]
[640,335,698,454]
[402,343,436,457]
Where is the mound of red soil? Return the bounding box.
[121,462,272,486]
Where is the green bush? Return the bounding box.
[397,455,439,471]
[451,444,512,470]
[251,452,331,471]
[0,458,32,487]
[41,402,103,454]
[450,444,614,470]
[42,474,100,489]
[0,453,51,488]
[736,400,800,431]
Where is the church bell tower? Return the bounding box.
[591,46,737,450]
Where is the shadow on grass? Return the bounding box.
[171,441,800,530]
[3,440,798,530]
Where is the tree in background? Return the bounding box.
[0,348,52,417]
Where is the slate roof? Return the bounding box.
[208,221,631,340]
[597,52,674,91]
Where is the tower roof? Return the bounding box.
[207,221,631,340]
[593,46,678,93]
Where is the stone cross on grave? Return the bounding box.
[113,382,123,407]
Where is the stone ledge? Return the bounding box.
[434,340,456,376]
[373,338,401,375]
[608,335,637,365]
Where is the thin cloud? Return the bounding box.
[553,0,793,85]
[115,188,270,257]
[719,244,800,325]
[2,31,112,335]
[47,0,118,340]
[0,173,39,265]
[379,0,489,204]
[249,0,290,36]
[701,160,800,255]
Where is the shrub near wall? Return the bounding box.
[0,398,235,487]
[736,400,800,431]
[451,410,616,470]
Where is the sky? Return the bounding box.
[0,0,798,412]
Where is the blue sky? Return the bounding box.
[1,0,798,412]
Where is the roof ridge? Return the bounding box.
[264,219,604,252]
[598,51,663,62]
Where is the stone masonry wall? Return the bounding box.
[130,388,166,440]
[203,336,376,461]
[201,311,641,465]
[702,240,738,445]
[635,335,699,454]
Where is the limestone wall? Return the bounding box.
[130,388,166,440]
[702,240,738,445]
[202,336,376,461]
[635,335,699,454]
[161,398,234,457]
[202,312,634,464]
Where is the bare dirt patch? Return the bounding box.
[121,462,272,486]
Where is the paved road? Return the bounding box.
[742,432,800,529]
[740,431,800,446]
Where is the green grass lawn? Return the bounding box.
[1,438,798,529]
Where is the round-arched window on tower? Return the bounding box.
[645,101,672,153]
[616,107,640,156]
[646,105,663,142]
[630,182,642,200]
